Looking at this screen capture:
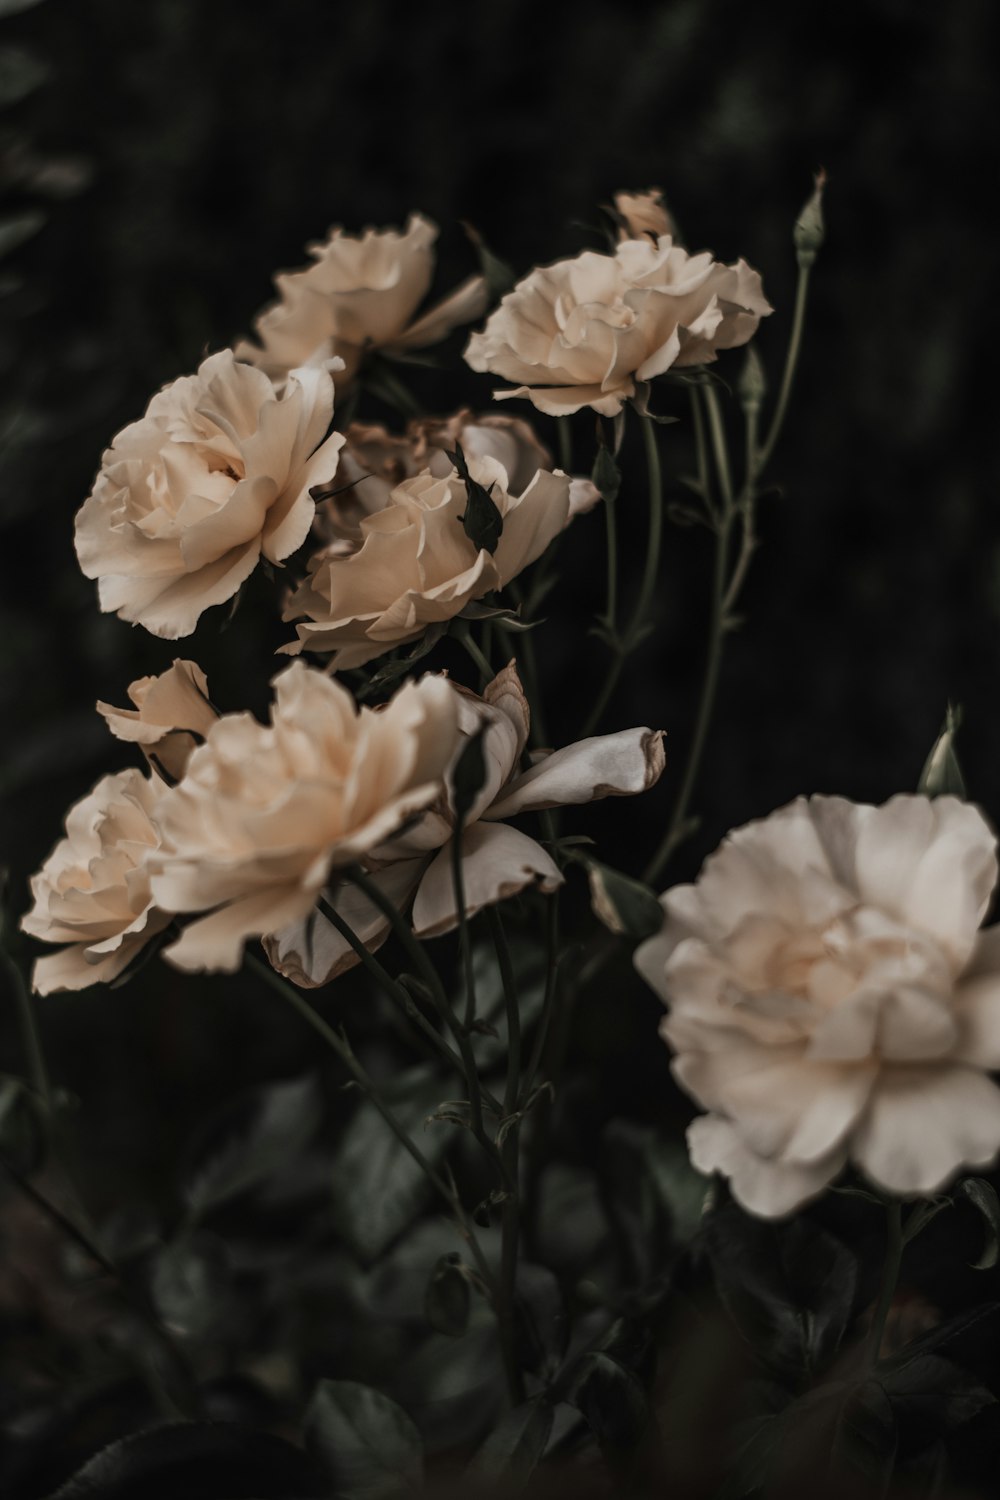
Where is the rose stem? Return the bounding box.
[455,622,494,688]
[756,260,812,472]
[488,903,525,1405]
[867,1199,905,1365]
[0,1156,202,1418]
[320,888,503,1116]
[556,415,573,472]
[245,949,499,1298]
[342,868,503,1118]
[580,409,663,737]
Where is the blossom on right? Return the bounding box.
[634,794,1000,1218]
[465,236,771,416]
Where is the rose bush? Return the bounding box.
[74,352,345,639]
[282,452,571,666]
[634,794,1000,1216]
[235,213,487,390]
[21,770,171,994]
[465,236,771,415]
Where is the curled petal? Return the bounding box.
[485,727,665,821]
[263,860,426,987]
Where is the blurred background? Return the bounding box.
[2,0,999,1320]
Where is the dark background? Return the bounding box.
[2,0,999,1204]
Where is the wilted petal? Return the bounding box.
[412,822,562,938]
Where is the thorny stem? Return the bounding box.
[318,888,502,1119]
[489,904,525,1405]
[867,1199,904,1365]
[581,411,663,737]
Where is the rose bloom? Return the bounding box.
[314,411,599,553]
[634,794,1000,1217]
[74,352,345,639]
[613,187,674,242]
[465,237,771,416]
[22,770,171,994]
[267,662,665,986]
[98,659,218,783]
[235,213,487,390]
[282,453,571,667]
[148,663,461,973]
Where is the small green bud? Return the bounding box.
[586,859,664,942]
[918,704,966,799]
[794,169,827,267]
[737,344,767,415]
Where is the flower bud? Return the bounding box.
[737,345,767,416]
[794,169,827,267]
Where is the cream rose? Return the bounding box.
[266,663,665,985]
[74,352,345,639]
[282,453,571,667]
[97,659,218,783]
[235,213,487,390]
[314,412,599,553]
[465,238,771,416]
[634,794,1000,1218]
[613,188,674,242]
[148,663,461,973]
[22,769,171,995]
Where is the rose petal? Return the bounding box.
[412,822,562,938]
[484,727,665,821]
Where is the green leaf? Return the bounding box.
[513,1262,567,1379]
[0,45,49,107]
[600,1120,709,1284]
[465,1397,553,1487]
[357,623,448,701]
[150,1231,233,1342]
[305,1380,424,1499]
[45,1423,323,1500]
[0,209,45,259]
[960,1177,1000,1269]
[424,1252,471,1337]
[447,441,504,555]
[332,1064,451,1261]
[571,1351,649,1451]
[702,1203,858,1379]
[585,858,663,941]
[591,443,621,504]
[918,704,966,798]
[457,599,540,631]
[182,1074,323,1220]
[462,219,516,300]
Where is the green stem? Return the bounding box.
[601,489,619,636]
[867,1199,904,1365]
[1,941,52,1108]
[756,261,811,473]
[700,381,733,508]
[581,411,663,737]
[521,895,561,1107]
[488,904,525,1405]
[456,623,494,688]
[556,415,573,473]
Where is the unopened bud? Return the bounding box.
[737,345,767,415]
[794,169,827,267]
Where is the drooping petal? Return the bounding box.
[412,822,562,938]
[485,727,665,821]
[852,1065,1000,1195]
[687,1114,844,1219]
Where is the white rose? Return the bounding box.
[634,794,1000,1217]
[235,213,487,390]
[465,237,771,416]
[148,663,461,973]
[97,659,218,783]
[282,454,571,668]
[74,352,345,639]
[22,770,171,994]
[266,662,665,985]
